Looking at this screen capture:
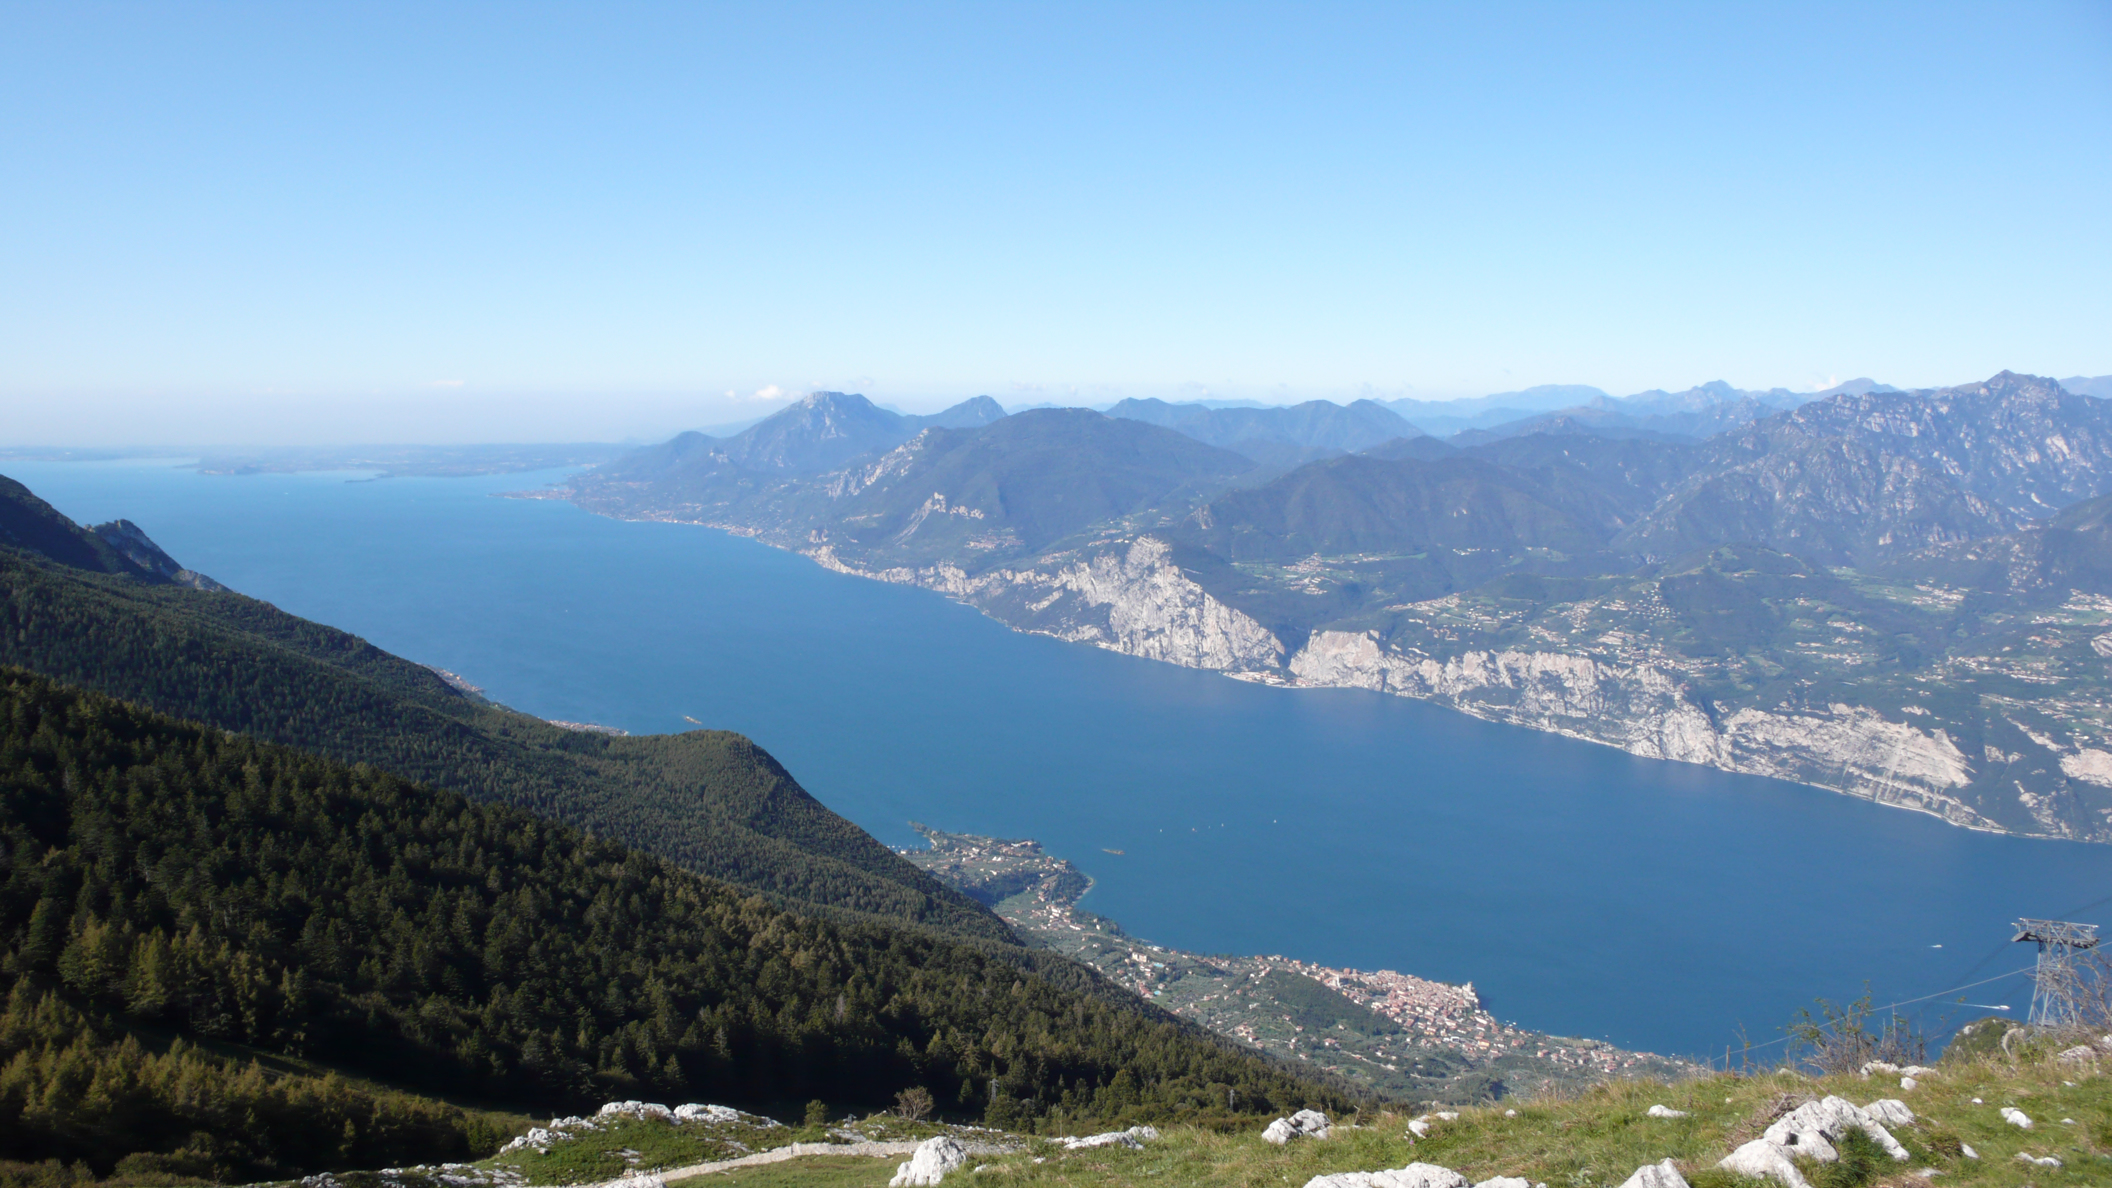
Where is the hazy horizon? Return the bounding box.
[4,2,2108,447]
[10,367,2112,451]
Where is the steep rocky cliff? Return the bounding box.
[1285,630,1998,834]
[811,536,1285,671]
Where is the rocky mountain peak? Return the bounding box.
[91,521,230,591]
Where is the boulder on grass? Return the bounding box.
[890,1135,968,1187]
[1719,1139,1810,1188]
[1063,1125,1159,1150]
[1265,1110,1332,1144]
[1617,1160,1688,1188]
[1861,1099,1913,1127]
[1762,1096,1907,1161]
[1303,1164,1467,1188]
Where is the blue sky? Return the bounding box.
[3,1,2109,444]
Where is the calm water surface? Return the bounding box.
[17,458,2109,1060]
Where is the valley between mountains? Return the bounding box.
[547,371,2112,844]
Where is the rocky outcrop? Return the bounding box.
[1304,1165,1466,1188]
[811,537,1284,672]
[1718,1138,1809,1188]
[1714,1095,1910,1187]
[890,1135,969,1186]
[90,518,229,591]
[1062,1125,1160,1150]
[1862,1099,1914,1126]
[1288,631,1997,833]
[1263,1109,1332,1144]
[1762,1096,1908,1162]
[1617,1161,1689,1188]
[1289,633,1722,763]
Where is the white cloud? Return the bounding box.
[730,383,796,404]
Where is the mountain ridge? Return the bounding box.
[551,369,2112,844]
[0,667,1349,1177]
[0,472,1016,943]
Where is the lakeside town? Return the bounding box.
[901,825,1690,1102]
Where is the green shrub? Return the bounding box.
[1805,1129,1884,1188]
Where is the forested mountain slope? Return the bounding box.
[817,409,1257,553]
[0,477,151,578]
[565,407,1258,566]
[597,392,1007,481]
[0,476,1006,943]
[0,670,1346,1177]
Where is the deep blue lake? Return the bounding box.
[14,458,2108,1062]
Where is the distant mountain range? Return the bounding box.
[1103,398,1421,468]
[553,369,2112,844]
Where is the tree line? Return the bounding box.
[0,669,1349,1178]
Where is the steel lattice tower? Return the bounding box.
[2013,918,2101,1028]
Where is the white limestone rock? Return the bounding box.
[2001,1106,2033,1129]
[1471,1178,1532,1188]
[1761,1096,1907,1162]
[1303,1164,1468,1188]
[2056,1044,2099,1066]
[1719,1139,1811,1188]
[1897,1076,1917,1090]
[2016,1152,2063,1167]
[1038,538,1286,670]
[596,1101,675,1121]
[1861,1099,1914,1127]
[1617,1160,1689,1188]
[891,1135,969,1187]
[1282,632,1995,834]
[1645,1104,1689,1118]
[1267,1109,1332,1143]
[1064,1132,1140,1151]
[673,1104,744,1123]
[1063,1125,1158,1151]
[1858,1061,1901,1079]
[499,1126,571,1155]
[1405,1120,1430,1139]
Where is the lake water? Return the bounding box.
[15,457,2110,1062]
